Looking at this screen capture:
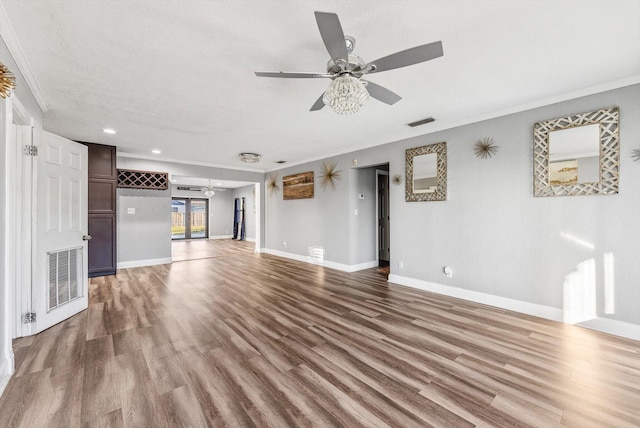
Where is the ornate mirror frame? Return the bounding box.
[533,106,619,197]
[405,142,447,202]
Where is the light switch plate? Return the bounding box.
[127,208,135,214]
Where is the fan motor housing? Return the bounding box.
[326,54,366,77]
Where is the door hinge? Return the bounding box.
[23,312,36,323]
[23,145,38,156]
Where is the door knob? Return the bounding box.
[83,235,93,241]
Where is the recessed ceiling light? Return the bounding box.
[103,128,116,134]
[152,149,161,154]
[216,183,222,186]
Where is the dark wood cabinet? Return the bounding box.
[81,142,117,277]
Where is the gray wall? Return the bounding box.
[266,162,350,264]
[116,157,263,263]
[349,167,377,265]
[208,190,234,237]
[232,185,256,240]
[266,84,640,327]
[117,188,171,264]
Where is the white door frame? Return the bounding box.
[254,182,261,253]
[9,96,35,338]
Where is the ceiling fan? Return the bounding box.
[255,11,444,114]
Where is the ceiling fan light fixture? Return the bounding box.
[240,152,261,163]
[203,179,215,197]
[322,74,370,115]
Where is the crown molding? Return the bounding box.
[266,76,640,173]
[0,1,49,113]
[116,151,266,174]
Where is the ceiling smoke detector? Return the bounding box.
[240,153,261,163]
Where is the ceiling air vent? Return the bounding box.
[408,117,435,127]
[176,186,202,191]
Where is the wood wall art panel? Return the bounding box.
[283,171,314,200]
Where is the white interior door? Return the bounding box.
[32,130,88,333]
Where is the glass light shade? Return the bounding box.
[240,153,261,163]
[322,74,369,115]
[204,188,215,197]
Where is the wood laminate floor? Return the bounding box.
[2,239,640,427]
[171,238,255,262]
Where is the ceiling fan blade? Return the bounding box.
[314,11,349,64]
[310,93,326,111]
[255,71,331,78]
[365,41,443,73]
[365,81,402,105]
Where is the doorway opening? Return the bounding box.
[171,198,208,240]
[376,167,390,268]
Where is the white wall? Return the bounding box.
[0,84,11,395]
[266,84,640,339]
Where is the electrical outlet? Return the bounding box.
[283,241,288,248]
[398,261,404,269]
[443,266,453,278]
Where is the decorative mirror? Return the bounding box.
[533,107,619,197]
[405,142,447,202]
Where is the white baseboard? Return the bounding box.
[388,274,640,342]
[117,257,173,269]
[209,236,255,242]
[577,317,640,342]
[263,249,377,273]
[0,353,15,397]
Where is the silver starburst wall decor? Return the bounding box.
[474,137,499,159]
[0,63,16,99]
[319,161,342,191]
[266,174,280,196]
[392,173,404,186]
[632,148,640,162]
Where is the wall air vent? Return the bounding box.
[408,117,435,127]
[176,186,203,191]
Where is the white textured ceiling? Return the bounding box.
[2,0,639,172]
